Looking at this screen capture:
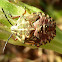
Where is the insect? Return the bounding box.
[2,8,56,52]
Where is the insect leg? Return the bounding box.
[2,8,13,26]
[22,8,26,16]
[11,33,18,41]
[9,14,20,19]
[9,6,27,19]
[3,33,13,53]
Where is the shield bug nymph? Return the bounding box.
[2,8,56,52]
[24,12,56,47]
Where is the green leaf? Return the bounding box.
[0,0,62,54]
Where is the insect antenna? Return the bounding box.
[2,8,13,26]
[3,33,13,53]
